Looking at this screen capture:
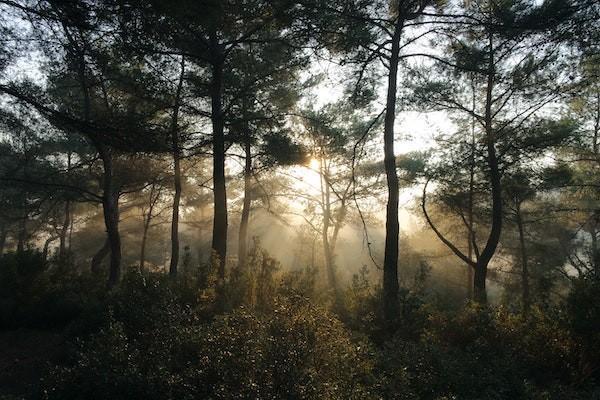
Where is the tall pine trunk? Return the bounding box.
[382,19,403,325]
[169,56,185,276]
[59,199,70,261]
[516,204,530,312]
[59,152,72,262]
[17,217,26,254]
[238,139,252,269]
[99,145,121,288]
[467,75,477,300]
[320,159,339,303]
[210,37,228,279]
[91,239,110,274]
[473,32,503,304]
[140,214,151,271]
[43,236,57,262]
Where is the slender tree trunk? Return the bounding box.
[169,56,185,277]
[68,215,73,253]
[59,199,70,261]
[170,150,182,275]
[91,239,110,274]
[473,266,487,303]
[467,75,476,300]
[59,152,72,262]
[473,32,503,304]
[593,90,599,155]
[516,203,530,313]
[330,202,346,257]
[383,19,403,325]
[98,145,121,288]
[140,213,151,271]
[320,159,339,302]
[210,39,228,279]
[43,236,57,263]
[17,217,26,254]
[238,139,252,269]
[591,91,599,277]
[590,219,599,277]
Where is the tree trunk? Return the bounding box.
[210,39,228,279]
[320,159,339,303]
[140,212,151,271]
[467,75,477,300]
[238,139,252,269]
[473,266,487,303]
[91,239,110,274]
[99,145,121,288]
[592,90,599,155]
[382,19,403,325]
[169,56,185,277]
[472,32,503,304]
[590,218,599,278]
[59,199,70,261]
[59,153,72,262]
[43,236,57,263]
[516,204,530,313]
[16,217,26,254]
[68,214,73,253]
[170,148,182,276]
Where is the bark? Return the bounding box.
[422,34,502,304]
[91,239,110,274]
[473,266,488,303]
[43,236,57,262]
[472,32,503,304]
[140,195,154,271]
[210,36,228,279]
[59,199,70,261]
[59,153,72,261]
[140,217,149,271]
[590,218,599,277]
[68,214,73,253]
[16,217,26,254]
[320,158,339,303]
[516,204,530,313]
[70,29,122,285]
[169,57,185,277]
[98,145,121,288]
[467,75,477,300]
[382,19,403,325]
[238,139,252,269]
[593,90,599,155]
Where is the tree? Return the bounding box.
[414,0,577,302]
[116,0,312,280]
[0,1,169,286]
[296,0,433,326]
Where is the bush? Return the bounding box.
[0,251,104,329]
[43,295,375,400]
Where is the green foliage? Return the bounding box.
[260,133,307,167]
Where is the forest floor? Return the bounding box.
[0,328,66,398]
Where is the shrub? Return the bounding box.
[43,295,376,400]
[0,251,103,329]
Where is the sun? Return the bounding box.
[309,157,320,170]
